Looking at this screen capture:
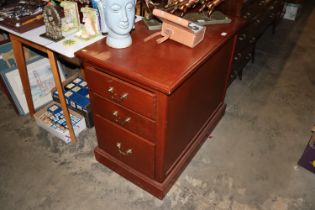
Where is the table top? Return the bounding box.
[0,25,53,47]
[0,24,105,58]
[0,16,143,58]
[76,18,243,94]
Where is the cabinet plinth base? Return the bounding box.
[94,103,226,199]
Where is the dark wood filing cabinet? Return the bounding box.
[76,20,242,199]
[221,0,285,81]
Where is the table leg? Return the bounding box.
[10,34,35,115]
[47,50,76,143]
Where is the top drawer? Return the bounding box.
[85,65,156,120]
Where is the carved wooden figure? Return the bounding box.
[42,4,63,41]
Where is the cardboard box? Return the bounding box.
[34,102,87,144]
[152,9,206,48]
[283,3,302,21]
[51,74,94,128]
[53,90,94,128]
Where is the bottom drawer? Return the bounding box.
[94,115,155,178]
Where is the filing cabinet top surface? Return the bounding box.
[76,20,242,94]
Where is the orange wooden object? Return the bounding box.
[8,34,76,143]
[76,20,243,199]
[151,9,206,48]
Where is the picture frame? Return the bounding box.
[60,1,81,33]
[0,31,8,45]
[0,42,42,74]
[0,42,65,115]
[0,42,43,113]
[76,7,100,40]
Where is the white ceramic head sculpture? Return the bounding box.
[104,0,136,49]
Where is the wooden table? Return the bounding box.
[0,24,104,143]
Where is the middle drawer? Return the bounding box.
[93,93,156,142]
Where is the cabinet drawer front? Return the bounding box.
[242,0,266,21]
[93,93,156,142]
[232,46,253,75]
[85,66,156,120]
[94,115,155,178]
[236,26,255,53]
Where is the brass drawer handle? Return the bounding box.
[120,93,128,100]
[234,53,242,61]
[249,37,256,43]
[238,33,246,41]
[107,86,114,93]
[242,12,251,20]
[107,86,129,102]
[258,0,265,6]
[113,111,131,126]
[116,142,133,156]
[245,53,252,60]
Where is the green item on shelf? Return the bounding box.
[63,39,77,46]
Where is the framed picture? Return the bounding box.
[57,0,91,22]
[0,42,42,74]
[0,31,8,44]
[0,42,65,115]
[60,1,81,33]
[76,7,100,40]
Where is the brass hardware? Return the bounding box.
[120,93,128,100]
[245,53,252,60]
[112,111,131,126]
[116,142,133,156]
[124,117,131,124]
[234,53,241,61]
[238,33,246,41]
[107,86,129,103]
[113,111,119,117]
[242,12,251,19]
[108,86,114,93]
[249,37,256,43]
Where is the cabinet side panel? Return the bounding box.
[163,39,234,175]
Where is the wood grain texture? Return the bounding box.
[10,34,35,115]
[76,20,242,95]
[78,19,242,199]
[47,50,76,143]
[8,34,78,143]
